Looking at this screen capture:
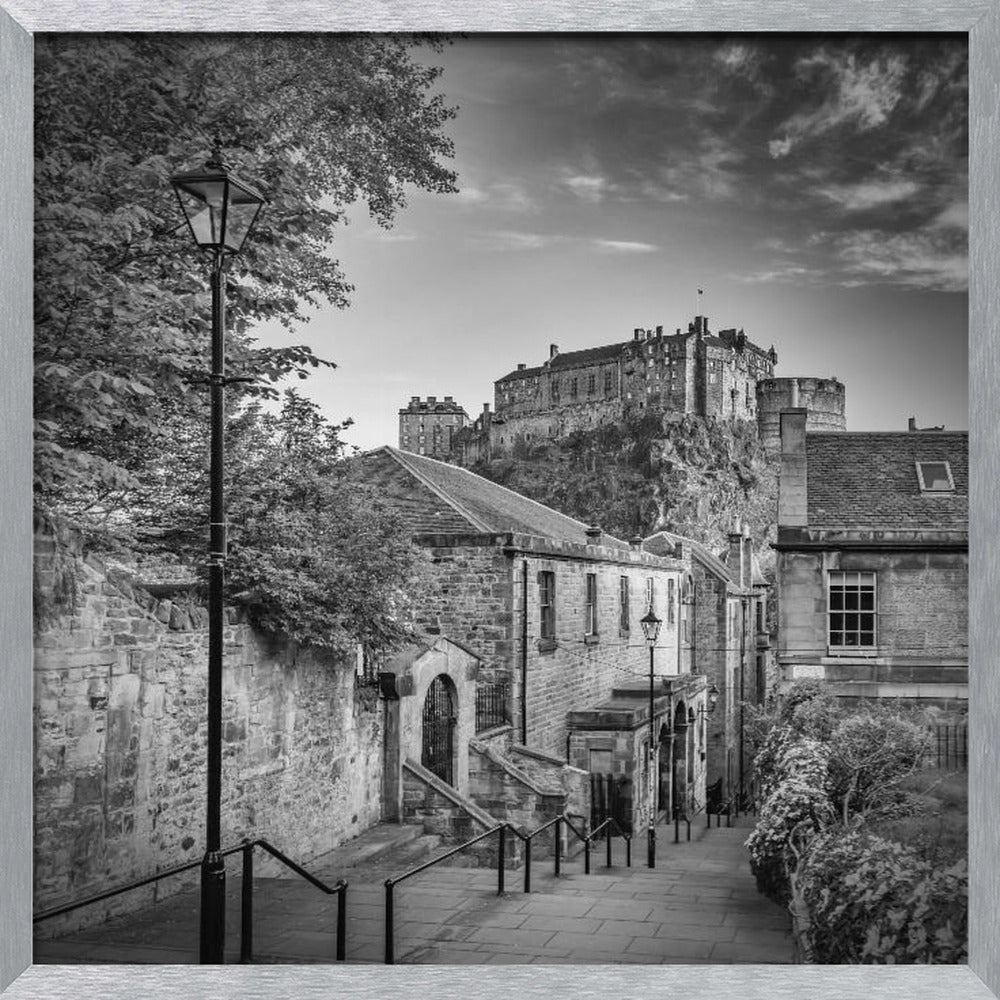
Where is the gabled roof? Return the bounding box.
[806,431,968,530]
[549,343,627,370]
[643,529,739,589]
[497,364,546,383]
[352,446,632,551]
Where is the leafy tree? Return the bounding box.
[34,33,457,526]
[215,391,418,653]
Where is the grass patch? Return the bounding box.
[868,767,967,869]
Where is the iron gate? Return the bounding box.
[422,675,456,785]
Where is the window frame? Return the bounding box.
[827,570,877,652]
[585,572,599,637]
[539,570,556,641]
[915,461,955,493]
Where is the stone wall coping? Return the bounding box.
[775,526,968,551]
[469,741,562,797]
[510,743,586,774]
[402,757,497,828]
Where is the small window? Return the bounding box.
[828,571,876,649]
[619,576,630,634]
[585,573,598,636]
[916,461,954,492]
[667,578,676,624]
[539,571,556,639]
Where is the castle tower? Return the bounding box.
[756,376,846,451]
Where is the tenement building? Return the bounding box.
[398,395,469,459]
[773,410,967,715]
[485,315,778,455]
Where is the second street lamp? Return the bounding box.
[640,609,662,869]
[170,156,265,965]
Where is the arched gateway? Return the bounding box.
[421,673,457,785]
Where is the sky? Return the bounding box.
[254,34,969,451]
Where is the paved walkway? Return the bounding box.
[34,819,794,965]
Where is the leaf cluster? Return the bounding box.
[34,33,457,525]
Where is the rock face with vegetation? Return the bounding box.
[471,411,778,561]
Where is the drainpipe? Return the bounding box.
[739,595,747,809]
[522,559,529,746]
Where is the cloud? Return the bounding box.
[472,229,559,251]
[930,201,969,232]
[562,173,612,202]
[769,49,908,158]
[453,179,537,213]
[816,178,920,211]
[591,239,659,254]
[830,228,967,292]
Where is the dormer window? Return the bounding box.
[916,461,955,492]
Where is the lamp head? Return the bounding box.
[170,155,265,253]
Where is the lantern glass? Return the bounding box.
[640,610,661,645]
[171,162,264,253]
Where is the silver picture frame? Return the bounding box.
[2,2,997,997]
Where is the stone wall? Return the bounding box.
[33,532,383,929]
[775,546,968,710]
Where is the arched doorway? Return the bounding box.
[422,674,457,785]
[672,701,689,817]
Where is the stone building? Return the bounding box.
[643,524,772,811]
[398,395,469,459]
[483,315,778,456]
[353,446,716,835]
[773,409,968,714]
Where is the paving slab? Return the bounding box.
[34,819,793,966]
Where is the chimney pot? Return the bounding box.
[629,535,644,551]
[550,343,559,359]
[585,525,602,541]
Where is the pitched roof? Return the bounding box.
[353,446,632,551]
[549,343,627,369]
[497,365,546,383]
[806,431,968,530]
[643,530,738,587]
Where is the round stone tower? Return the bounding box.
[756,376,846,451]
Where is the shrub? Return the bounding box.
[746,736,832,904]
[827,710,932,823]
[796,828,967,964]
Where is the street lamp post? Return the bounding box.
[640,610,662,869]
[170,157,265,965]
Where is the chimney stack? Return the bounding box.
[550,344,559,359]
[778,409,808,528]
[634,328,643,342]
[444,395,453,403]
[656,325,663,337]
[517,363,526,371]
[428,396,437,404]
[585,525,603,543]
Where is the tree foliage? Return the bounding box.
[219,392,419,653]
[35,33,457,522]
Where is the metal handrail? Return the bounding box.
[384,823,506,964]
[714,791,740,828]
[34,838,347,963]
[584,816,633,874]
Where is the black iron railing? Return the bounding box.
[383,811,632,963]
[932,722,968,770]
[475,679,510,732]
[33,838,347,963]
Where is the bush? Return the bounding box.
[796,828,967,963]
[827,710,932,822]
[746,736,832,904]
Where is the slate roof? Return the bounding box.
[549,343,627,370]
[806,431,968,530]
[353,446,633,551]
[497,364,546,383]
[644,529,738,588]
